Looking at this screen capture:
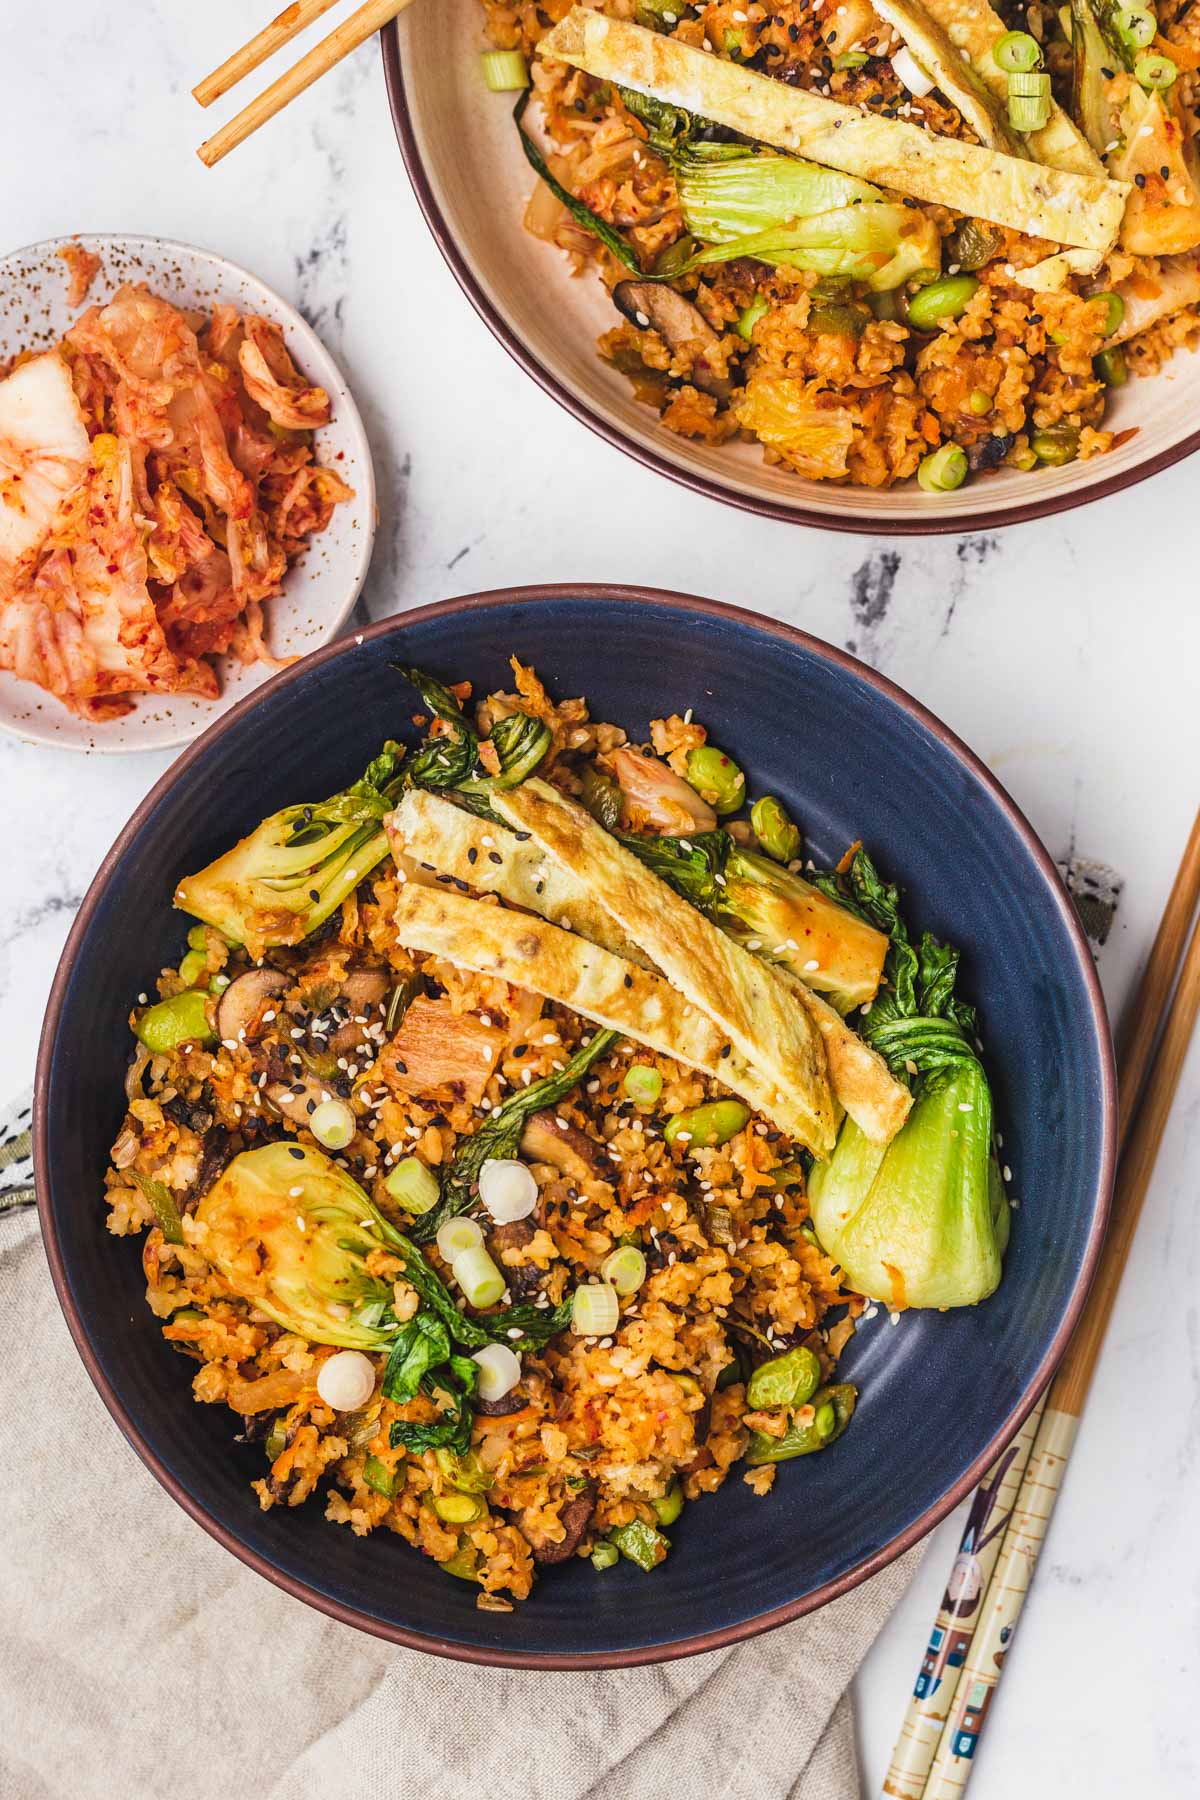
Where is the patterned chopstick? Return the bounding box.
[881,1399,1044,1797]
[882,857,1123,1799]
[918,819,1200,1796]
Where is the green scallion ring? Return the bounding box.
[1007,69,1052,95]
[994,29,1042,70]
[917,444,969,493]
[480,49,530,91]
[1116,5,1158,49]
[1009,91,1052,131]
[1135,51,1177,88]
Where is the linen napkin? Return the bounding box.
[0,1095,918,1800]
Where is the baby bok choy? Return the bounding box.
[806,850,1009,1310]
[174,743,407,956]
[394,664,553,814]
[658,144,943,291]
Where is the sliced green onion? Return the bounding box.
[177,949,208,987]
[994,29,1042,70]
[651,1479,684,1525]
[264,1419,288,1461]
[1094,290,1125,336]
[451,1244,506,1310]
[363,1454,399,1498]
[1011,444,1039,471]
[834,49,870,68]
[127,1171,185,1245]
[310,1098,356,1150]
[471,1342,522,1402]
[437,1216,484,1262]
[1116,5,1158,49]
[623,1064,664,1106]
[591,1541,620,1570]
[1007,69,1052,94]
[209,972,231,996]
[1009,89,1052,131]
[385,1156,441,1215]
[968,387,993,416]
[917,444,969,493]
[1135,51,1177,87]
[571,1282,620,1337]
[1094,346,1128,386]
[480,49,529,91]
[736,295,771,341]
[601,1245,647,1295]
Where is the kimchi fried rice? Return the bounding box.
[104,659,1007,1606]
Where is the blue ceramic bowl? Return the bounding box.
[36,586,1114,1667]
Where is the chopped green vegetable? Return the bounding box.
[685,744,746,815]
[174,744,405,952]
[1094,290,1125,335]
[906,275,980,329]
[514,91,644,275]
[1009,86,1052,131]
[580,763,624,832]
[1095,346,1128,385]
[384,1156,441,1215]
[572,1282,620,1337]
[950,219,1004,273]
[611,1518,670,1570]
[745,1384,857,1463]
[746,1345,821,1411]
[363,1455,400,1498]
[177,949,208,987]
[431,1491,485,1525]
[394,664,552,809]
[601,1245,648,1294]
[1116,3,1157,46]
[434,1447,493,1493]
[664,1099,750,1150]
[651,1480,684,1526]
[480,49,529,90]
[411,1029,618,1242]
[451,1244,507,1310]
[135,989,215,1053]
[736,295,771,340]
[995,29,1043,69]
[1135,50,1177,87]
[128,1171,185,1245]
[750,795,801,863]
[623,1063,664,1105]
[591,1541,620,1570]
[310,1098,356,1150]
[1031,426,1080,464]
[968,388,993,416]
[918,444,968,493]
[264,1418,289,1461]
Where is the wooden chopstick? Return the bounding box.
[197,0,417,168]
[1114,805,1200,1150]
[193,0,343,109]
[921,809,1200,1797]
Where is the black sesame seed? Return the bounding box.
[1135,172,1147,187]
[514,831,531,841]
[467,848,478,864]
[719,1044,732,1058]
[394,1059,408,1075]
[1161,164,1170,178]
[288,1146,304,1160]
[309,889,320,902]
[488,851,503,865]
[623,974,634,988]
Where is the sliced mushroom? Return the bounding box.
[490,1216,546,1300]
[519,1110,606,1181]
[612,281,732,400]
[265,1070,333,1125]
[325,966,390,1057]
[523,1480,597,1565]
[216,969,288,1046]
[476,1384,530,1417]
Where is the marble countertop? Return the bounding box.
[3,2,1199,1792]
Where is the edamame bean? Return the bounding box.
[664,1100,751,1151]
[906,275,980,330]
[750,796,801,863]
[685,745,746,815]
[135,989,215,1052]
[746,1346,821,1411]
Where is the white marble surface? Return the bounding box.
[3,3,1199,1792]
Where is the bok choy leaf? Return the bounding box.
[805,846,1009,1309]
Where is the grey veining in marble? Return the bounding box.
[2,2,1199,1793]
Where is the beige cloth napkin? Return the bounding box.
[0,1203,921,1800]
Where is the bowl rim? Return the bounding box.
[380,25,1200,537]
[34,582,1116,1667]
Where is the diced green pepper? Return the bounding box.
[744,1383,857,1464]
[610,1518,670,1570]
[651,1480,684,1526]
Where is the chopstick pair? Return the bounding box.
[193,0,418,168]
[884,808,1200,1798]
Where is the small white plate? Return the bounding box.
[0,234,376,754]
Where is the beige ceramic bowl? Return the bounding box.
[383,14,1200,533]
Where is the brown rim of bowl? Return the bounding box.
[381,25,1200,537]
[34,583,1116,1668]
